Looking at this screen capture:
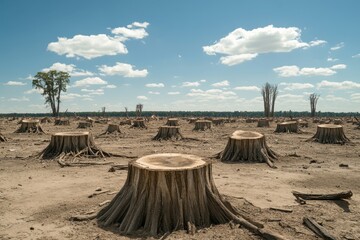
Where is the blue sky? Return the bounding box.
[0,0,359,113]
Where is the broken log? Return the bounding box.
[303,217,337,240]
[292,190,352,200]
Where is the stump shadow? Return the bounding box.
[332,200,351,212]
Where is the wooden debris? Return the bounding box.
[303,217,337,240]
[292,190,353,200]
[88,190,110,198]
[69,212,97,221]
[269,207,293,213]
[99,200,111,206]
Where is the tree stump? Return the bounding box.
[15,120,45,133]
[218,130,277,168]
[77,121,92,128]
[257,119,270,127]
[188,118,198,123]
[0,133,7,142]
[333,119,343,125]
[212,118,225,126]
[193,120,212,131]
[41,117,52,123]
[54,118,70,125]
[306,124,350,144]
[97,153,248,236]
[38,132,112,161]
[165,118,179,126]
[152,126,183,140]
[101,124,122,135]
[274,121,299,133]
[131,119,147,129]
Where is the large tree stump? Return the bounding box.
[38,132,112,162]
[274,121,299,133]
[165,118,179,126]
[131,119,147,129]
[77,121,92,128]
[218,130,277,168]
[97,153,282,237]
[193,120,212,131]
[0,133,7,142]
[54,118,70,125]
[152,126,183,140]
[212,118,225,126]
[306,124,350,144]
[257,119,270,128]
[15,120,45,133]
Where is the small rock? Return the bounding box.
[95,187,102,191]
[339,163,349,168]
[28,176,32,179]
[18,184,22,186]
[30,227,34,230]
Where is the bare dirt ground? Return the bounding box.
[0,117,359,240]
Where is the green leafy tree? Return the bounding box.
[32,70,70,117]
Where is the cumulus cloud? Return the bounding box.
[187,88,237,101]
[43,62,94,77]
[48,34,128,59]
[145,83,165,88]
[234,86,260,91]
[330,42,344,51]
[24,88,43,94]
[80,88,104,95]
[352,53,360,58]
[102,84,117,89]
[148,91,160,95]
[351,93,360,100]
[203,25,324,65]
[181,81,201,87]
[327,57,338,62]
[4,81,26,86]
[273,64,346,77]
[73,77,107,87]
[113,21,149,39]
[9,96,30,102]
[137,96,148,100]
[128,21,150,28]
[211,80,230,87]
[279,82,314,90]
[98,62,148,78]
[62,93,93,100]
[317,80,360,89]
[168,92,180,95]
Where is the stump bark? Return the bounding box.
[188,118,198,123]
[212,118,225,126]
[15,120,45,133]
[100,124,122,135]
[41,117,52,123]
[193,120,212,131]
[218,130,277,168]
[120,119,132,125]
[54,118,70,125]
[257,119,270,128]
[274,121,299,133]
[77,121,92,128]
[97,153,274,237]
[131,119,147,129]
[306,124,350,144]
[165,118,179,126]
[152,126,183,140]
[0,133,7,142]
[38,132,112,161]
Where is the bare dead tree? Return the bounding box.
[136,104,143,117]
[101,107,106,117]
[309,93,320,117]
[124,107,129,118]
[261,83,278,118]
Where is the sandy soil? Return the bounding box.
[0,117,359,240]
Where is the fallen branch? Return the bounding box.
[88,190,110,198]
[69,212,97,221]
[108,164,128,172]
[269,207,293,213]
[292,190,352,200]
[99,200,111,206]
[303,217,337,240]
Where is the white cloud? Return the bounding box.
[24,88,43,94]
[317,80,360,89]
[199,79,207,83]
[73,77,107,87]
[309,40,327,47]
[168,91,180,95]
[212,80,230,87]
[327,57,338,62]
[62,93,93,100]
[203,25,323,65]
[279,82,314,90]
[324,94,347,102]
[9,96,29,102]
[145,83,165,88]
[112,21,149,39]
[330,42,344,51]
[137,95,148,100]
[48,34,127,59]
[129,21,150,28]
[330,64,346,70]
[182,81,201,87]
[352,53,360,58]
[148,91,160,95]
[43,62,94,77]
[234,86,260,91]
[187,88,237,101]
[80,88,104,95]
[98,62,148,77]
[4,81,26,86]
[351,93,360,100]
[273,64,346,77]
[102,84,117,89]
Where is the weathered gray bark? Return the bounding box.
[193,120,212,131]
[274,121,299,133]
[15,120,45,133]
[152,126,183,140]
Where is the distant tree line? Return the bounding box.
[0,111,358,118]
